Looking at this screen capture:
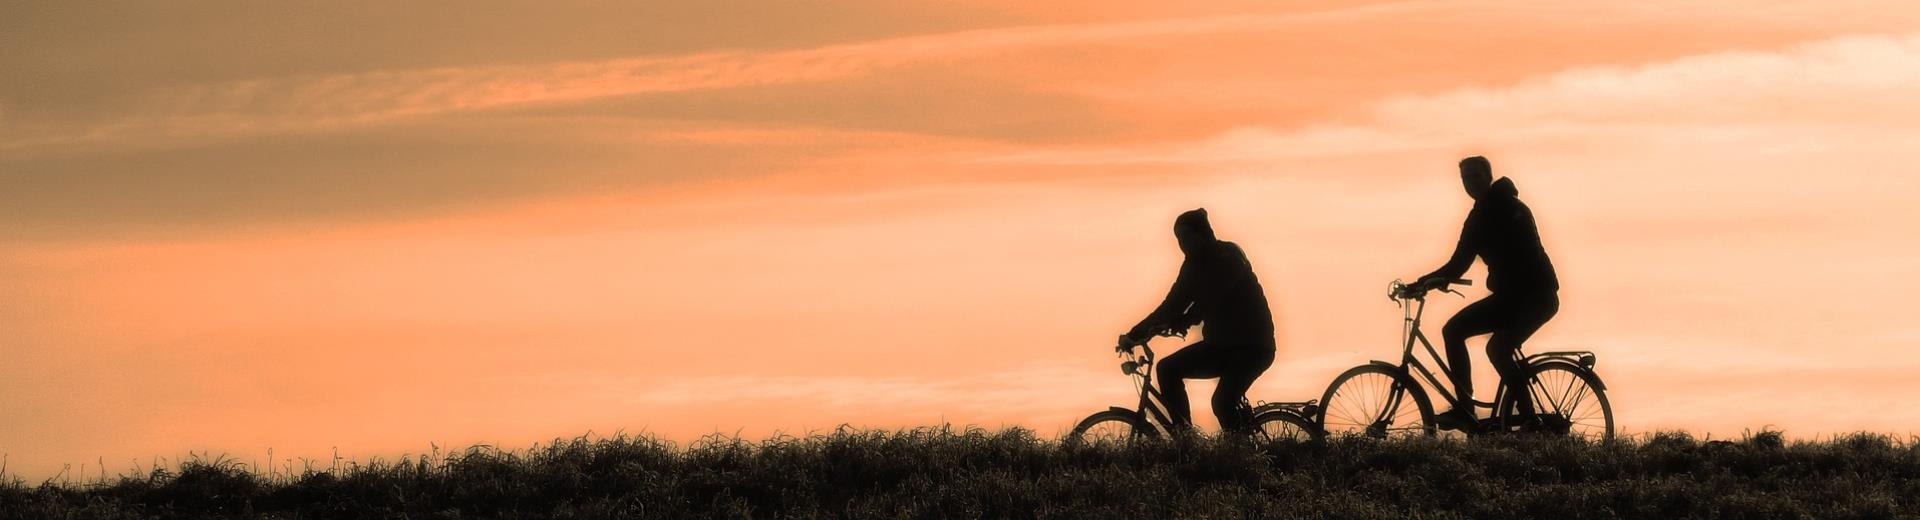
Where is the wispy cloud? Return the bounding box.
[1,3,1433,154]
[992,32,1920,165]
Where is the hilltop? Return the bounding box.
[3,427,1915,519]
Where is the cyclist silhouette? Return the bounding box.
[1412,156,1560,430]
[1124,208,1276,432]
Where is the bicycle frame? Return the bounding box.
[1307,279,1618,439]
[1110,343,1179,435]
[1089,339,1321,440]
[1387,296,1485,412]
[1382,290,1600,420]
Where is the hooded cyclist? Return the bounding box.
[1123,208,1277,433]
[1411,156,1560,430]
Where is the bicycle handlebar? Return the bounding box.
[1390,278,1473,300]
[1114,334,1162,364]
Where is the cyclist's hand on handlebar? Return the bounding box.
[1393,277,1457,300]
[1169,317,1199,336]
[1416,277,1471,291]
[1118,323,1181,350]
[1411,276,1444,290]
[1392,278,1430,298]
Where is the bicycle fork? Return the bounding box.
[1370,380,1411,437]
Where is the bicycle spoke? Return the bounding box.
[1571,404,1602,426]
[1360,377,1385,422]
[1530,365,1611,439]
[1330,376,1381,428]
[1562,383,1589,421]
[1324,369,1427,439]
[1328,377,1373,428]
[1357,378,1387,426]
[1548,370,1585,422]
[1382,387,1413,427]
[1533,370,1567,418]
[1330,391,1369,429]
[1530,368,1573,417]
[1257,416,1312,442]
[1557,371,1579,415]
[1387,392,1420,426]
[1076,415,1141,444]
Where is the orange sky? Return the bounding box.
[6,1,1920,480]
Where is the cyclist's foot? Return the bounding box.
[1435,408,1476,431]
[1510,415,1549,435]
[1539,414,1572,433]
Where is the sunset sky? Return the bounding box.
[7,1,1920,480]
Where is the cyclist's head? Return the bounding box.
[1459,155,1493,199]
[1173,208,1215,255]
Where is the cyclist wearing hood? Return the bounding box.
[1124,208,1277,432]
[1414,156,1560,429]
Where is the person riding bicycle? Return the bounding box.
[1411,156,1560,430]
[1122,208,1277,433]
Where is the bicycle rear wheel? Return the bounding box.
[1252,410,1319,442]
[1498,362,1613,440]
[1069,409,1152,444]
[1319,364,1436,439]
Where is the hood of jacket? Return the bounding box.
[1489,177,1519,198]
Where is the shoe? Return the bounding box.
[1509,414,1550,432]
[1434,408,1476,431]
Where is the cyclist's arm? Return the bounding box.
[1131,257,1198,337]
[1421,206,1481,283]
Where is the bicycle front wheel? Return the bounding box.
[1500,362,1614,440]
[1069,409,1152,444]
[1319,364,1435,439]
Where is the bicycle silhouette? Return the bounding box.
[1070,331,1322,443]
[1317,279,1614,439]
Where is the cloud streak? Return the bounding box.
[1,3,1433,154]
[991,32,1920,165]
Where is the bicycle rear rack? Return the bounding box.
[1254,400,1321,418]
[1525,351,1597,370]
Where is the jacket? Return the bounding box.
[1131,240,1276,346]
[1424,177,1559,294]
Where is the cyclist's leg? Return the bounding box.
[1440,297,1502,409]
[1157,341,1227,428]
[1485,292,1560,419]
[1209,345,1275,431]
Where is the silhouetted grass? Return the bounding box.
[3,427,1916,518]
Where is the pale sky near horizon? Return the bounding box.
[6,1,1920,480]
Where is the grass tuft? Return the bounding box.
[1,427,1915,519]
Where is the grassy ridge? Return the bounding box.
[3,428,1917,519]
